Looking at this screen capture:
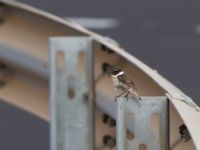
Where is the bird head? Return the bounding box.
[106,67,123,77]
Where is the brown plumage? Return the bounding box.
[106,66,141,101]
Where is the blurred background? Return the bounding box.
[1,0,200,149]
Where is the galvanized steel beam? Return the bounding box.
[116,96,169,150]
[49,37,95,150]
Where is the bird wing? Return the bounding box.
[118,74,136,88]
[117,74,141,99]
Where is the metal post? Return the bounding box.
[116,97,126,150]
[116,96,169,150]
[49,37,95,150]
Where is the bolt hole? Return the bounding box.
[78,51,86,74]
[56,50,65,72]
[0,80,6,88]
[102,114,109,123]
[151,113,160,140]
[67,76,75,99]
[102,62,112,74]
[126,113,135,140]
[139,144,147,150]
[103,135,116,148]
[127,130,135,140]
[101,44,114,54]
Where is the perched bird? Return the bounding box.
[104,64,141,101]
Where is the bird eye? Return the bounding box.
[112,71,119,75]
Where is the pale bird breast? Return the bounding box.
[112,76,120,86]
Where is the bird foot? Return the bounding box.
[115,96,119,102]
[125,96,129,101]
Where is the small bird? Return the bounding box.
[105,64,141,101]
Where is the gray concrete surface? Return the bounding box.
[0,101,49,150]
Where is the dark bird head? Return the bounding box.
[102,63,123,76]
[107,67,122,76]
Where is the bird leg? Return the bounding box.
[124,91,130,101]
[115,89,129,101]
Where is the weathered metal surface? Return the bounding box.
[49,37,95,150]
[116,98,126,150]
[116,96,169,150]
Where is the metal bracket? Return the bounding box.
[49,37,95,150]
[116,96,169,150]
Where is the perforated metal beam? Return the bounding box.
[116,96,169,150]
[49,37,95,150]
